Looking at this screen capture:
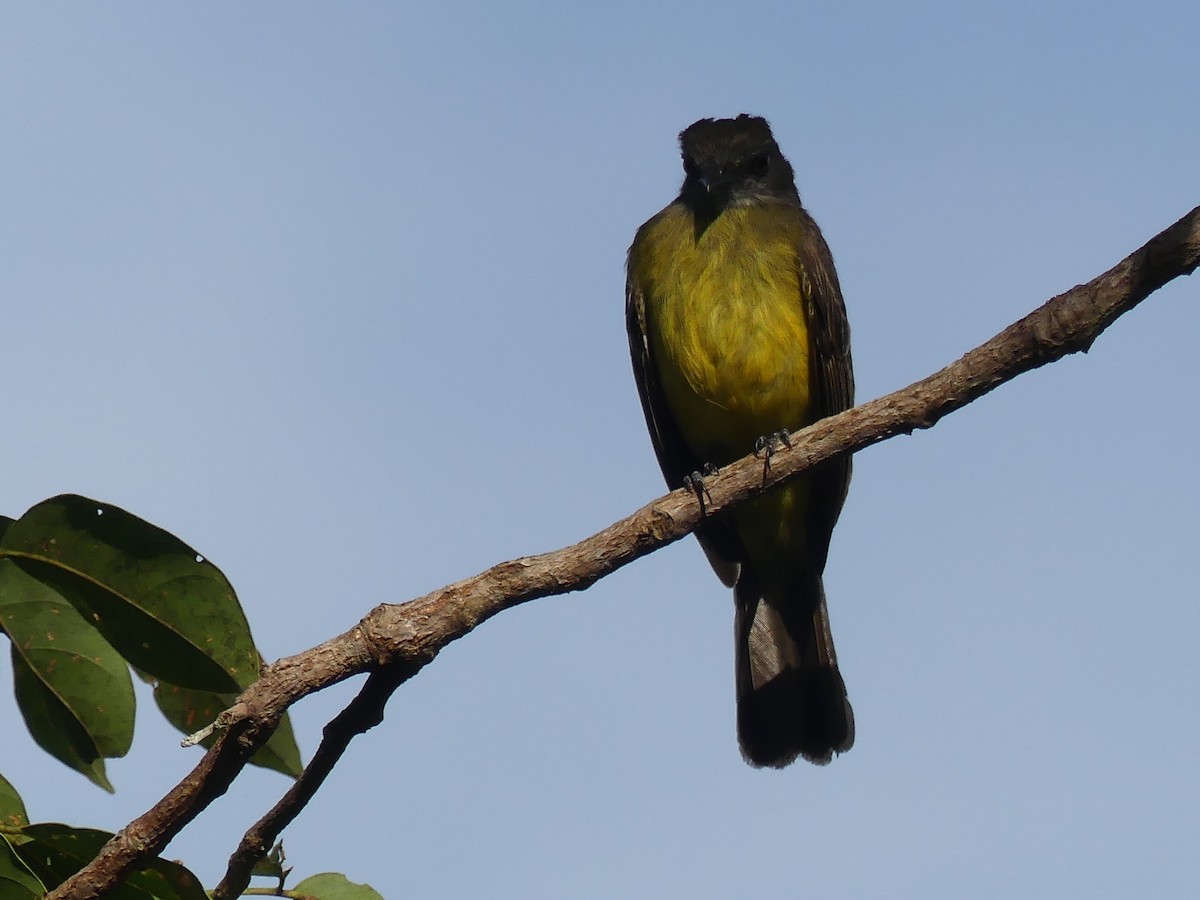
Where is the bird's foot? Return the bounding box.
[753,429,792,483]
[683,463,719,516]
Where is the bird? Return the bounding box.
[625,114,855,767]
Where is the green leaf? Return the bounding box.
[293,872,385,900]
[0,774,30,828]
[14,824,206,900]
[0,557,135,787]
[0,495,258,692]
[249,841,289,880]
[10,647,113,792]
[0,559,136,759]
[249,709,302,778]
[0,834,44,899]
[152,682,303,778]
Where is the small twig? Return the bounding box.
[212,666,415,899]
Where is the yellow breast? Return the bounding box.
[633,201,813,462]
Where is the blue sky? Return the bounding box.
[3,3,1198,897]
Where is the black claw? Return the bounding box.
[683,467,716,516]
[753,430,793,484]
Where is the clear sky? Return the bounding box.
[3,3,1198,897]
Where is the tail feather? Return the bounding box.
[734,574,854,767]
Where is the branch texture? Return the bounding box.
[49,205,1200,898]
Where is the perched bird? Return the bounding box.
[626,114,855,767]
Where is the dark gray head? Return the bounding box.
[677,114,800,216]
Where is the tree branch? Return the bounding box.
[48,204,1200,898]
[212,665,414,899]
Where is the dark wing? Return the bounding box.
[625,234,743,587]
[793,206,854,572]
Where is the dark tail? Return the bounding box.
[734,572,854,767]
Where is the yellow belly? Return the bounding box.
[636,201,813,465]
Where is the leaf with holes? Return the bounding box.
[0,495,258,692]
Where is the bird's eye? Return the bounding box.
[745,153,770,177]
